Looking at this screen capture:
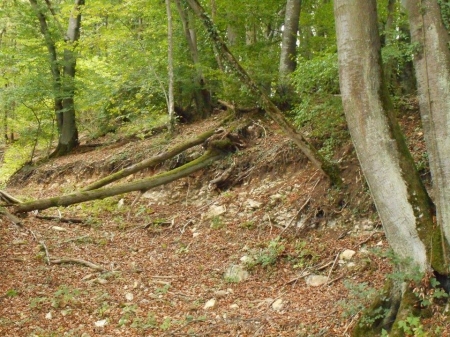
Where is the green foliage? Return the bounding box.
[339,280,383,322]
[397,315,426,337]
[245,237,285,269]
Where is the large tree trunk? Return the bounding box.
[185,0,340,185]
[334,0,448,334]
[403,0,450,248]
[13,149,223,214]
[51,0,83,157]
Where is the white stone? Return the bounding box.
[214,290,228,298]
[125,292,134,301]
[305,275,329,287]
[203,204,226,219]
[229,304,239,309]
[51,226,67,232]
[45,312,52,320]
[340,249,356,260]
[347,262,356,268]
[203,298,216,309]
[94,319,107,327]
[246,199,262,209]
[271,298,284,311]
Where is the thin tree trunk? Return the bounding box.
[174,0,211,119]
[185,0,340,184]
[166,0,176,132]
[403,0,450,249]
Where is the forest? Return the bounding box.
[1,0,450,336]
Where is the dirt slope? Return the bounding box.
[1,111,447,336]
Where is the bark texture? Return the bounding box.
[404,0,450,250]
[335,0,435,273]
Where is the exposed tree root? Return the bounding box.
[50,257,108,272]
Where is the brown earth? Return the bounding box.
[1,110,448,336]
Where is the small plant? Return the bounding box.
[155,284,171,295]
[160,317,172,331]
[52,285,81,308]
[240,220,256,230]
[5,289,19,297]
[397,315,426,337]
[118,303,138,327]
[30,297,48,310]
[130,312,158,330]
[245,237,285,269]
[210,216,225,229]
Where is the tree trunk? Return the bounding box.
[185,0,340,185]
[13,150,223,213]
[403,0,450,248]
[165,0,176,132]
[174,0,212,119]
[50,0,83,157]
[82,129,215,191]
[334,0,448,333]
[278,0,301,107]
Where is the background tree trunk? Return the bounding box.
[403,0,450,249]
[166,0,176,132]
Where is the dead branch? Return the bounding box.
[0,190,22,204]
[50,257,108,272]
[13,149,224,213]
[83,128,217,191]
[34,215,85,224]
[0,207,23,226]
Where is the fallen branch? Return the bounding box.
[13,149,224,213]
[0,190,22,204]
[35,215,85,224]
[50,257,108,272]
[0,207,23,226]
[83,128,217,191]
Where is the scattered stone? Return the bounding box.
[340,249,356,260]
[229,304,239,309]
[376,240,383,246]
[246,199,262,209]
[45,311,52,319]
[97,278,108,285]
[224,264,249,283]
[214,290,229,298]
[240,255,253,264]
[271,298,284,311]
[204,298,216,309]
[94,319,107,327]
[51,226,67,232]
[305,275,329,287]
[193,232,200,238]
[117,198,124,208]
[203,204,226,219]
[347,262,356,268]
[125,292,134,301]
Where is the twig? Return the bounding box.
[40,241,51,265]
[0,190,22,204]
[128,191,143,220]
[50,257,108,272]
[324,251,341,286]
[285,271,311,285]
[35,215,85,224]
[343,310,362,336]
[280,196,311,235]
[0,207,23,226]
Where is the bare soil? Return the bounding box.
[1,111,448,336]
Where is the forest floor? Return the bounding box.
[1,108,449,336]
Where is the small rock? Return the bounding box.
[125,292,134,301]
[305,275,329,287]
[246,199,262,209]
[271,298,284,311]
[340,249,356,260]
[94,319,107,327]
[204,298,216,309]
[97,278,108,285]
[240,255,253,264]
[214,290,228,298]
[117,198,124,208]
[229,303,239,309]
[376,240,383,246]
[224,264,249,282]
[203,204,226,219]
[347,262,356,268]
[193,232,200,238]
[45,311,52,320]
[51,226,67,232]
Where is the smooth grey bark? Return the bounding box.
[51,0,83,156]
[279,0,301,79]
[403,0,450,249]
[335,0,435,272]
[165,0,175,132]
[185,0,340,184]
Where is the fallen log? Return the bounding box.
[13,149,224,214]
[83,129,216,191]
